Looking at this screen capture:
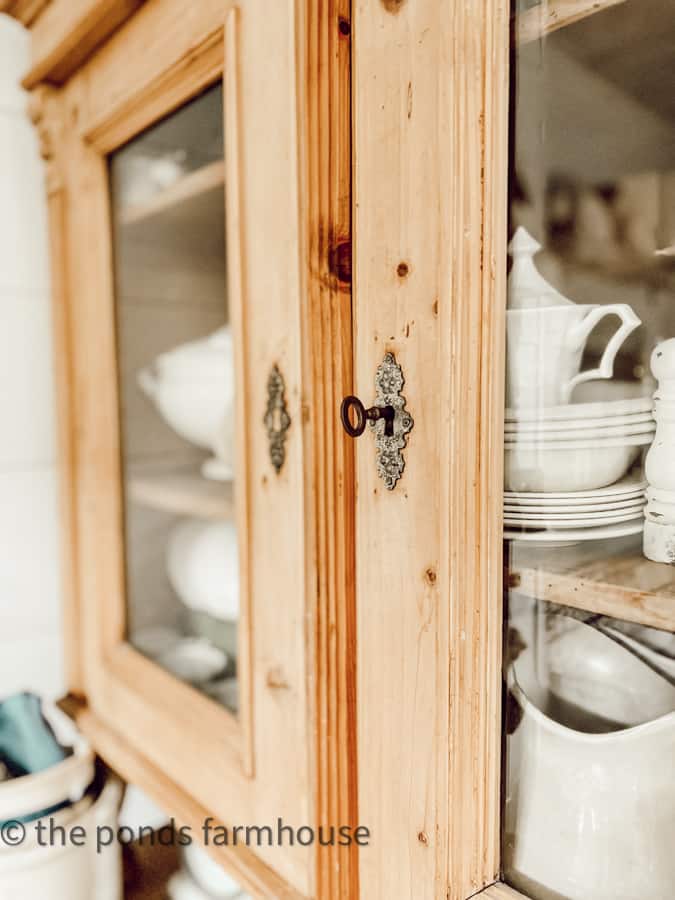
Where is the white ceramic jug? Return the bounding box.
[506,228,641,408]
[504,661,675,900]
[138,327,235,481]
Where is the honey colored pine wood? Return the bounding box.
[297,1,357,898]
[0,0,48,25]
[509,536,675,632]
[479,884,528,900]
[22,0,143,88]
[119,159,225,226]
[37,5,314,894]
[73,704,306,900]
[517,0,628,45]
[353,2,508,899]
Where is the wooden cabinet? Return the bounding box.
[6,0,674,898]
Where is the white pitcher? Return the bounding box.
[504,664,675,900]
[506,228,640,408]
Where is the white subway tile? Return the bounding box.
[0,16,29,114]
[0,111,49,292]
[0,467,63,632]
[0,291,57,466]
[0,632,65,702]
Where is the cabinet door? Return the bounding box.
[353,1,673,899]
[501,3,675,900]
[54,3,326,895]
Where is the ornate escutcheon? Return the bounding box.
[340,352,414,490]
[264,364,291,473]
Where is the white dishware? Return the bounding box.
[157,638,228,685]
[184,844,245,898]
[644,338,675,562]
[137,327,235,481]
[506,228,640,407]
[504,436,649,493]
[504,520,644,542]
[503,496,645,514]
[504,657,675,900]
[504,472,646,502]
[504,410,653,434]
[504,510,644,529]
[506,378,652,423]
[504,420,654,442]
[537,616,675,727]
[167,518,239,621]
[167,871,213,900]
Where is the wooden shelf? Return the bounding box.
[128,468,234,520]
[517,0,628,45]
[508,534,675,632]
[117,160,226,256]
[119,159,225,226]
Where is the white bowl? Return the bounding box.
[137,328,235,478]
[538,617,675,727]
[166,519,239,621]
[157,638,228,685]
[183,844,244,898]
[504,437,648,492]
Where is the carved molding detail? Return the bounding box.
[26,85,63,194]
[0,0,49,27]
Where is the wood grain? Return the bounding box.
[22,0,143,89]
[0,0,49,26]
[354,1,508,897]
[49,5,316,893]
[297,1,357,898]
[517,0,628,45]
[74,705,306,900]
[479,883,528,900]
[510,536,675,632]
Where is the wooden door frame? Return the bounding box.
[19,0,356,896]
[352,1,509,898]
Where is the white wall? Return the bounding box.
[0,14,65,700]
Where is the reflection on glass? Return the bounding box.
[109,84,239,714]
[504,2,675,897]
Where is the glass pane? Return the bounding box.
[109,84,239,715]
[503,2,675,897]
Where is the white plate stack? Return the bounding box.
[504,384,655,542]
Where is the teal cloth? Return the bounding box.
[0,693,68,777]
[0,693,72,824]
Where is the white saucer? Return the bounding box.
[506,396,652,423]
[503,496,646,515]
[504,520,644,543]
[504,411,653,434]
[504,509,644,529]
[201,458,234,482]
[504,473,646,503]
[504,421,654,441]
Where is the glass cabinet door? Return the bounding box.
[503,2,675,898]
[108,83,240,714]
